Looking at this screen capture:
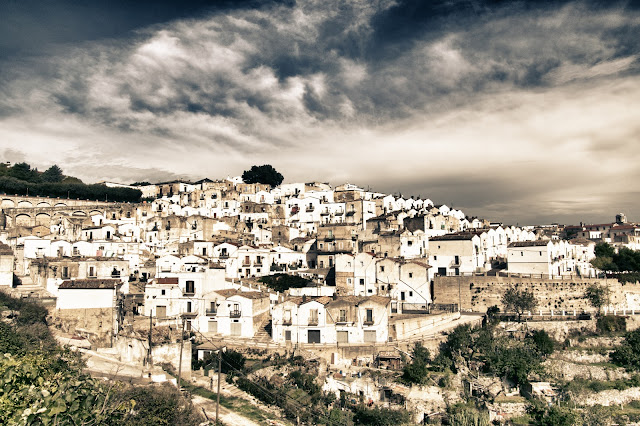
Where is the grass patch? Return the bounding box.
[180,379,290,425]
[509,414,532,425]
[494,396,526,403]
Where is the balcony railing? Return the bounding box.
[363,320,374,326]
[320,210,330,216]
[182,311,197,318]
[183,289,195,296]
[219,254,229,259]
[283,318,292,325]
[308,318,319,326]
[306,206,314,212]
[230,310,241,318]
[206,309,217,316]
[337,317,348,324]
[242,261,251,267]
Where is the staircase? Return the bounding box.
[253,319,272,342]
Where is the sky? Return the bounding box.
[1,0,639,225]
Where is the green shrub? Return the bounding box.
[597,315,626,334]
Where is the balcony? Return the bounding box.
[242,261,252,267]
[363,319,374,326]
[346,210,356,216]
[306,206,315,212]
[320,210,330,216]
[283,318,292,326]
[182,311,197,318]
[335,209,344,215]
[206,309,217,316]
[324,235,335,241]
[230,310,241,318]
[183,289,195,296]
[336,317,348,324]
[308,318,319,326]
[219,253,229,259]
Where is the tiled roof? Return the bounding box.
[215,289,268,299]
[59,279,118,289]
[155,277,179,284]
[509,241,550,247]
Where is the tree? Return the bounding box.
[527,330,555,357]
[591,256,618,273]
[502,287,537,321]
[8,162,39,182]
[40,165,64,183]
[595,242,616,258]
[241,164,284,188]
[402,342,431,384]
[611,328,640,370]
[585,284,610,316]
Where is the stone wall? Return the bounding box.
[113,335,192,379]
[433,275,640,313]
[51,307,115,347]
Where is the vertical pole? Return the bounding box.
[216,350,222,424]
[148,311,153,366]
[458,276,462,313]
[177,318,185,389]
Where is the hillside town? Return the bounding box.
[3,165,640,425]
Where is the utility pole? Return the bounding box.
[148,311,153,366]
[177,317,185,390]
[216,349,222,424]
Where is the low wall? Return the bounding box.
[390,312,461,340]
[51,307,115,347]
[433,275,640,313]
[112,335,191,379]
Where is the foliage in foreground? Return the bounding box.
[0,293,202,425]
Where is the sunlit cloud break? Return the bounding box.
[0,0,639,224]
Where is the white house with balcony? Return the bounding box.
[271,295,390,345]
[198,289,270,338]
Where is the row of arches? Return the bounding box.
[11,209,106,227]
[1,198,69,208]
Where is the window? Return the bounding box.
[360,279,365,285]
[434,255,437,260]
[161,289,166,296]
[186,301,192,312]
[88,266,96,277]
[185,280,195,294]
[407,241,413,246]
[62,266,70,279]
[409,291,413,297]
[380,266,385,272]
[408,272,413,278]
[347,278,352,284]
[365,309,373,324]
[338,309,347,322]
[309,309,319,325]
[521,251,524,256]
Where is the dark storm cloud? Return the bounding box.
[0,0,295,60]
[1,0,640,224]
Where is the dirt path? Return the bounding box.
[192,394,263,426]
